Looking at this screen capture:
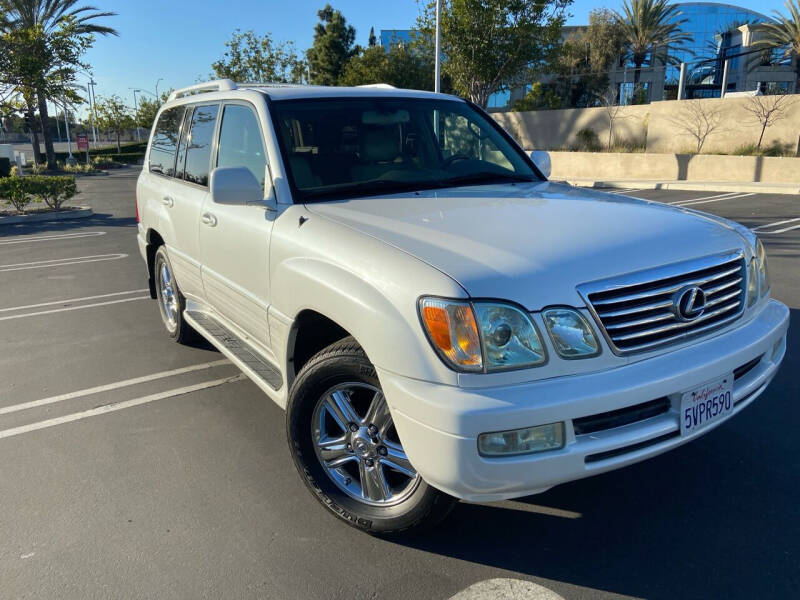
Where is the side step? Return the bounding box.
[185,310,283,392]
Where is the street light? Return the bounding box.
[155,78,164,98]
[434,0,441,94]
[130,88,141,142]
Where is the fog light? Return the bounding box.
[478,423,565,457]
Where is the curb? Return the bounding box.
[566,180,800,195]
[0,206,93,226]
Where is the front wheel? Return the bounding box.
[153,246,196,344]
[286,337,456,535]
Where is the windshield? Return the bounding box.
[271,97,539,202]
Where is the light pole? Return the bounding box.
[155,78,164,98]
[62,96,74,164]
[434,0,441,93]
[88,78,98,145]
[130,89,141,142]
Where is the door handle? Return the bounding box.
[201,212,217,227]
[161,196,174,208]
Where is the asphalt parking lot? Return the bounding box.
[0,169,797,600]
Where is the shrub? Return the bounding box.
[32,175,78,209]
[574,128,601,151]
[0,157,10,178]
[0,176,34,212]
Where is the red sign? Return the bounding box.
[76,133,89,151]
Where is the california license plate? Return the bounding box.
[680,375,734,435]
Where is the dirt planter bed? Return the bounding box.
[0,205,93,226]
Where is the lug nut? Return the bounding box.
[344,477,351,485]
[346,443,352,452]
[367,424,378,435]
[365,458,375,467]
[348,423,359,432]
[378,446,387,456]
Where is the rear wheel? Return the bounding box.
[153,246,196,344]
[286,337,456,534]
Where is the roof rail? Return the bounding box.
[357,83,396,89]
[238,82,307,89]
[168,79,237,101]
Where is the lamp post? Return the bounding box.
[62,96,74,165]
[131,89,141,142]
[88,78,98,145]
[155,78,164,98]
[434,0,441,93]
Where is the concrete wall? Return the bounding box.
[549,151,800,184]
[494,95,800,155]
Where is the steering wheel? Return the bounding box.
[442,154,473,168]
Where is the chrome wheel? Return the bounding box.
[157,260,179,332]
[312,383,420,507]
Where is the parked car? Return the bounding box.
[136,80,789,534]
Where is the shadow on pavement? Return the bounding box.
[0,212,137,237]
[395,308,798,600]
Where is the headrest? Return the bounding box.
[360,126,399,163]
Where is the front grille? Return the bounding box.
[579,252,746,354]
[573,397,670,435]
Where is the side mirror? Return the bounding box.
[530,150,551,179]
[210,166,265,206]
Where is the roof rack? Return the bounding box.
[168,79,237,101]
[357,83,396,89]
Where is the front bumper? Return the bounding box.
[380,299,789,502]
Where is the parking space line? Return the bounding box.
[0,374,246,440]
[752,217,800,233]
[761,223,800,235]
[0,289,149,313]
[672,193,755,207]
[666,192,738,205]
[0,253,127,272]
[0,231,106,245]
[0,359,231,415]
[0,295,150,321]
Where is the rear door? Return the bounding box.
[198,102,274,348]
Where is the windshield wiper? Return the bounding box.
[437,171,537,188]
[302,179,435,202]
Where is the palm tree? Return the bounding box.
[752,0,800,92]
[0,1,117,169]
[613,0,693,100]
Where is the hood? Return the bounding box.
[305,181,749,309]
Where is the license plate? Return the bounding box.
[680,374,734,435]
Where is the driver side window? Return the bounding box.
[438,112,513,171]
[217,104,268,190]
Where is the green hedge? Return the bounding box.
[0,175,77,212]
[53,142,148,163]
[93,152,145,165]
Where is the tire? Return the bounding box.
[153,246,197,344]
[286,337,456,535]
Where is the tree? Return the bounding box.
[0,0,117,170]
[751,1,800,91]
[340,41,435,90]
[668,99,724,153]
[511,82,562,111]
[743,94,796,150]
[368,26,377,47]
[135,90,171,133]
[212,29,305,83]
[306,4,357,86]
[416,0,570,108]
[613,0,693,98]
[93,94,134,152]
[597,88,627,150]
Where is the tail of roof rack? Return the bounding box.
[357,83,396,89]
[168,79,309,101]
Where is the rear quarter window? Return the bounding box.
[149,106,186,176]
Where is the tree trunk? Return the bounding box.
[757,123,767,150]
[26,104,42,165]
[116,130,121,152]
[37,93,57,170]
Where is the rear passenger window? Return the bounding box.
[217,105,267,189]
[184,105,219,186]
[149,107,185,176]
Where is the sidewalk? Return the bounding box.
[565,179,800,195]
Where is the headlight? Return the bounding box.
[746,257,758,308]
[542,308,601,358]
[474,303,546,371]
[756,238,770,298]
[419,298,545,372]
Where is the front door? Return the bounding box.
[198,102,274,349]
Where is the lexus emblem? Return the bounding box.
[674,286,706,322]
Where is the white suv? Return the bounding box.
[137,80,789,534]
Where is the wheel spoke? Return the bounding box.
[359,461,390,502]
[317,436,349,464]
[364,391,392,434]
[382,444,416,478]
[329,390,361,425]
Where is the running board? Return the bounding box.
[184,310,283,392]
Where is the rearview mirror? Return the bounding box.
[530,150,551,179]
[210,166,265,206]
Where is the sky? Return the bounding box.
[79,0,791,114]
